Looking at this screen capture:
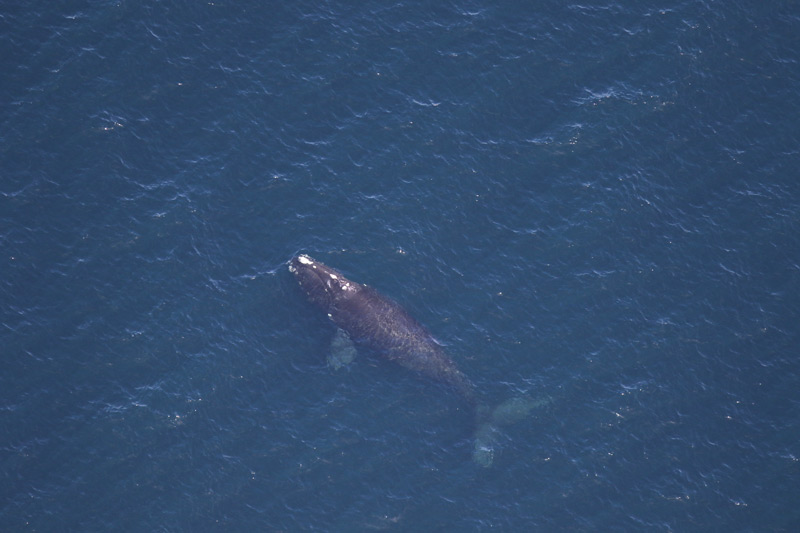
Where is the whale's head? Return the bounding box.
[289,254,358,311]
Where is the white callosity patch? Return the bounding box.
[331,277,358,294]
[298,255,313,265]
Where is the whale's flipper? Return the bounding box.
[328,328,357,370]
[472,395,553,467]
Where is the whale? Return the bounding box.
[288,254,548,467]
[289,254,476,404]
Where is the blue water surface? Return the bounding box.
[2,1,799,530]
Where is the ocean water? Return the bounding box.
[2,1,799,530]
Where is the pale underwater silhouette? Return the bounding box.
[328,328,357,370]
[472,395,553,467]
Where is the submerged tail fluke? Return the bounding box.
[471,395,553,467]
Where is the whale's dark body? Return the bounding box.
[289,254,476,403]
